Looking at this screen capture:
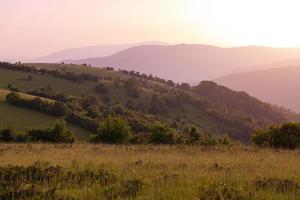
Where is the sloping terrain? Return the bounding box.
[0,89,90,138]
[0,62,297,142]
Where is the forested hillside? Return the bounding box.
[0,62,296,142]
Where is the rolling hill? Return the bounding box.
[0,62,298,142]
[216,66,300,113]
[65,44,300,82]
[29,42,168,63]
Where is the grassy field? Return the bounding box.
[1,144,300,199]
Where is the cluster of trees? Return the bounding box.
[6,92,105,134]
[0,62,99,83]
[0,120,75,143]
[192,81,285,123]
[2,62,290,143]
[89,115,230,145]
[27,87,72,103]
[65,113,99,133]
[118,69,191,90]
[6,92,69,116]
[124,77,140,98]
[252,122,300,149]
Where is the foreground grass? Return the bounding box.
[0,144,300,199]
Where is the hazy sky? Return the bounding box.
[2,0,300,59]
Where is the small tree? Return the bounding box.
[51,119,75,143]
[149,122,175,144]
[90,115,132,144]
[125,77,140,98]
[27,119,75,143]
[189,127,200,144]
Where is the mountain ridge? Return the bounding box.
[64,44,300,82]
[28,41,169,63]
[216,66,300,113]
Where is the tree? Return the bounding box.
[252,122,300,149]
[52,101,69,116]
[95,84,109,94]
[166,80,175,87]
[51,119,75,143]
[149,122,176,144]
[189,127,200,144]
[27,119,75,143]
[90,115,132,144]
[125,77,140,98]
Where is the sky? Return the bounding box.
[2,0,300,59]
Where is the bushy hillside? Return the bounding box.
[0,62,296,142]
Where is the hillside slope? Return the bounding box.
[65,44,300,82]
[216,66,300,113]
[0,62,297,142]
[0,89,90,138]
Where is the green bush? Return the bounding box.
[89,115,132,144]
[149,122,176,144]
[27,119,75,143]
[252,122,300,149]
[0,120,75,143]
[0,127,17,142]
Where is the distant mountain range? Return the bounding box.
[216,66,300,113]
[29,41,168,63]
[64,44,300,82]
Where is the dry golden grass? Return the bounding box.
[0,144,300,199]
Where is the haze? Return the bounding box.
[2,0,300,59]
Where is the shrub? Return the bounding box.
[149,122,176,144]
[0,127,17,142]
[90,116,132,144]
[0,120,75,143]
[252,122,300,149]
[27,119,75,143]
[66,112,99,132]
[255,178,300,194]
[198,182,247,200]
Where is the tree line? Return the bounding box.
[0,119,74,143]
[0,62,99,83]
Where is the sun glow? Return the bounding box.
[183,0,300,47]
[3,0,300,58]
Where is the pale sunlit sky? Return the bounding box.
[1,0,300,59]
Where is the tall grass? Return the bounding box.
[0,144,299,199]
